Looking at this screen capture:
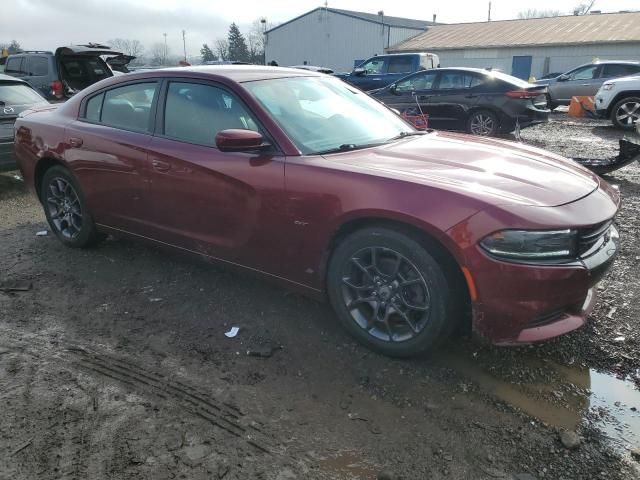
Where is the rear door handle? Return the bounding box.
[68,137,83,147]
[151,159,171,172]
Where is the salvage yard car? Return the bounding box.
[14,66,620,357]
[0,74,48,171]
[595,74,640,130]
[370,67,549,136]
[4,43,127,101]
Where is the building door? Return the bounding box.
[511,56,533,80]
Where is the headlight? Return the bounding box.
[602,83,615,91]
[480,229,577,261]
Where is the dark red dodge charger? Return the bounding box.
[14,66,620,357]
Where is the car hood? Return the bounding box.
[324,131,600,208]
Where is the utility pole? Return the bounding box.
[488,1,492,21]
[260,18,267,65]
[182,30,187,62]
[163,32,168,65]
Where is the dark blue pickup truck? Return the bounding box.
[334,53,440,91]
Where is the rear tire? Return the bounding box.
[611,96,640,130]
[327,227,454,357]
[467,110,499,136]
[41,166,105,248]
[546,94,558,111]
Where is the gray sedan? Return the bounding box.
[536,61,640,109]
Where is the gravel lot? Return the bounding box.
[1,114,639,479]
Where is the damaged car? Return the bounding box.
[14,66,620,357]
[3,43,129,101]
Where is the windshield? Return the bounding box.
[0,83,45,106]
[243,76,413,155]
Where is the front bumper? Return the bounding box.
[0,140,16,171]
[464,223,619,345]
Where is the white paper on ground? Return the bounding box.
[224,326,240,338]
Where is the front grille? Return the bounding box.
[578,220,613,258]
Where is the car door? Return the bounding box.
[64,80,159,233]
[24,56,51,99]
[425,70,476,131]
[354,57,387,91]
[554,64,601,102]
[386,71,438,128]
[142,79,287,275]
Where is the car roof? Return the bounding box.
[0,73,29,84]
[122,65,322,83]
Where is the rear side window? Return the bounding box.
[387,56,413,74]
[85,93,104,122]
[5,57,25,74]
[602,64,640,78]
[436,72,483,90]
[163,81,259,146]
[93,82,157,133]
[29,57,49,76]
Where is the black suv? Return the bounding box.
[4,44,129,101]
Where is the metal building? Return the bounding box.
[388,11,640,80]
[264,7,435,72]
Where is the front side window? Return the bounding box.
[569,65,599,81]
[387,56,413,74]
[359,58,384,75]
[395,72,437,92]
[99,82,157,132]
[244,76,412,155]
[163,82,259,146]
[29,57,48,76]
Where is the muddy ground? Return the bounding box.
[1,113,640,479]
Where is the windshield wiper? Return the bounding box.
[387,131,427,142]
[315,143,383,155]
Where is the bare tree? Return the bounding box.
[107,38,144,58]
[215,38,229,61]
[573,0,596,15]
[517,9,561,19]
[149,42,170,66]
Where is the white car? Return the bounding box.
[595,75,640,130]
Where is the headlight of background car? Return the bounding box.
[480,229,577,261]
[602,83,615,91]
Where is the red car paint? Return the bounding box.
[14,66,620,345]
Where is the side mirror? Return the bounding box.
[353,67,366,76]
[215,129,270,152]
[557,74,569,82]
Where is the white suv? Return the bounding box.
[595,75,640,130]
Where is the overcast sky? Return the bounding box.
[4,0,639,59]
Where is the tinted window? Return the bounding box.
[85,93,104,122]
[568,65,599,81]
[359,58,384,75]
[29,57,49,76]
[387,56,413,74]
[395,72,437,92]
[0,83,45,106]
[5,57,24,74]
[602,64,640,78]
[436,72,483,89]
[100,83,157,132]
[164,82,259,146]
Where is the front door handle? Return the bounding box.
[68,137,83,147]
[151,159,171,172]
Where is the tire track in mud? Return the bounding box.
[67,346,276,455]
[0,332,277,456]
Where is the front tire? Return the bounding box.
[327,227,453,357]
[41,165,105,248]
[467,110,499,136]
[611,97,640,130]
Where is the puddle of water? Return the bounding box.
[434,348,640,450]
[317,452,378,479]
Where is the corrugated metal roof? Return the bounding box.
[266,7,433,34]
[389,11,640,51]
